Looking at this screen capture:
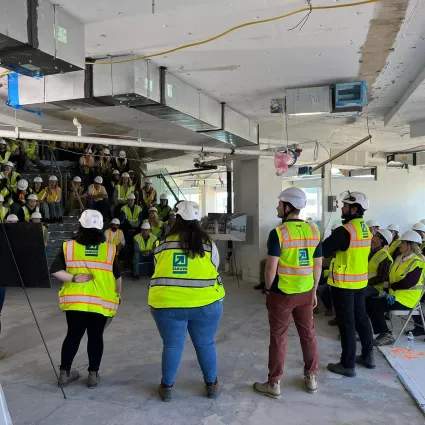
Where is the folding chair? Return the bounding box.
[389,283,425,347]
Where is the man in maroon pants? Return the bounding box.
[253,188,322,398]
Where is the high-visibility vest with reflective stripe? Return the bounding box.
[89,184,105,201]
[116,185,133,202]
[368,248,393,293]
[115,158,127,172]
[389,255,425,308]
[30,187,46,201]
[22,206,38,222]
[105,229,124,246]
[142,188,156,205]
[149,235,225,308]
[121,204,142,225]
[23,140,37,159]
[2,171,19,189]
[58,240,119,317]
[328,219,372,289]
[275,221,320,294]
[144,219,164,238]
[388,239,400,257]
[134,233,157,251]
[0,151,11,164]
[44,187,61,202]
[0,206,7,221]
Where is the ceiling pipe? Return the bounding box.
[0,129,273,157]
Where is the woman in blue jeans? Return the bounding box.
[149,201,225,402]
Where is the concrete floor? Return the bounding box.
[0,279,424,425]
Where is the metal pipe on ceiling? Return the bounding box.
[0,129,273,157]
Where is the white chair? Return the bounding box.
[389,284,425,347]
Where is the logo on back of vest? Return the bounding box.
[85,245,99,257]
[173,253,188,274]
[298,248,309,266]
[360,222,369,238]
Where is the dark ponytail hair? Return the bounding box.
[75,226,106,246]
[168,215,212,259]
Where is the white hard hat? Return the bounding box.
[6,214,18,223]
[144,177,152,184]
[119,151,126,158]
[412,222,425,233]
[4,161,13,167]
[27,194,38,201]
[0,194,4,202]
[160,193,168,200]
[17,179,28,191]
[113,170,120,175]
[0,139,6,145]
[103,148,110,155]
[141,222,151,230]
[30,212,42,220]
[122,172,130,178]
[340,191,369,210]
[94,176,103,184]
[149,206,158,213]
[176,201,200,221]
[376,229,393,245]
[73,176,82,183]
[366,220,380,228]
[34,176,43,183]
[128,169,135,174]
[127,193,136,200]
[387,224,399,232]
[331,223,340,231]
[79,209,103,230]
[278,187,307,209]
[49,175,58,181]
[400,230,423,245]
[111,218,120,225]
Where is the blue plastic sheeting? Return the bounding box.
[335,81,368,108]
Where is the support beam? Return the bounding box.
[384,66,425,126]
[0,114,42,131]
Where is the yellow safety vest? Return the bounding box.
[22,206,38,222]
[0,206,7,221]
[8,141,19,153]
[149,235,224,308]
[80,156,95,174]
[58,240,119,317]
[101,156,111,170]
[116,185,133,202]
[142,188,156,205]
[74,143,85,152]
[44,187,61,202]
[274,221,320,294]
[0,151,11,164]
[388,239,400,257]
[134,233,157,251]
[389,255,425,308]
[30,187,46,201]
[23,140,37,159]
[328,218,372,289]
[115,158,127,172]
[2,171,20,189]
[121,204,142,225]
[157,204,171,221]
[368,248,393,293]
[143,219,164,238]
[105,229,124,246]
[89,184,105,201]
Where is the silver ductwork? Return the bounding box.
[17,55,259,147]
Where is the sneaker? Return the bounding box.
[327,363,356,377]
[206,380,220,399]
[87,372,100,388]
[328,317,338,326]
[58,369,80,387]
[254,282,265,290]
[158,384,172,402]
[304,375,317,394]
[325,309,334,317]
[355,353,376,369]
[373,332,395,347]
[405,327,425,337]
[253,381,281,399]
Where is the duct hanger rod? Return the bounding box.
[0,129,273,157]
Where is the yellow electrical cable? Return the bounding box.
[86,0,382,66]
[0,70,13,77]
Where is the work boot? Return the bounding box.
[325,309,334,317]
[328,317,338,326]
[87,372,100,388]
[356,353,376,369]
[58,369,80,387]
[206,380,220,399]
[158,384,172,402]
[304,375,318,394]
[327,363,356,377]
[254,282,265,290]
[253,381,281,399]
[373,332,395,346]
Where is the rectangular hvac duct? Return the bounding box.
[286,87,331,116]
[0,0,85,76]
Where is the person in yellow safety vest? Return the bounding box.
[67,175,88,213]
[253,188,321,399]
[157,194,172,222]
[22,140,46,172]
[73,142,85,153]
[412,222,425,255]
[140,177,157,219]
[42,176,63,223]
[365,229,393,299]
[1,161,20,191]
[120,193,143,232]
[387,223,400,257]
[87,176,109,219]
[143,207,164,239]
[0,194,9,222]
[113,172,135,217]
[128,169,139,191]
[10,179,29,215]
[133,222,158,280]
[99,148,112,177]
[104,219,125,256]
[323,190,374,377]
[113,151,129,174]
[50,210,122,389]
[366,220,380,236]
[30,211,49,247]
[79,149,95,186]
[149,201,224,402]
[366,230,425,346]
[29,176,50,220]
[0,177,12,208]
[107,169,120,199]
[0,139,11,165]
[18,194,40,222]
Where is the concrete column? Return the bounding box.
[233,158,282,283]
[321,164,332,238]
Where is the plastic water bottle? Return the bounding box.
[407,332,415,350]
